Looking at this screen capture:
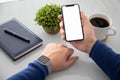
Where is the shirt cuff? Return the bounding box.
[34,60,49,76]
[89,40,100,57]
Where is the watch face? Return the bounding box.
[38,55,50,64]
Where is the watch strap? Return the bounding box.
[37,55,52,73]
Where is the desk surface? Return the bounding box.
[0,0,120,80]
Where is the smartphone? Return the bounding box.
[62,4,84,41]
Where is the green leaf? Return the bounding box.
[35,4,61,31]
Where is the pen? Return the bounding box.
[4,28,30,43]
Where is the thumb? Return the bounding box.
[65,56,79,68]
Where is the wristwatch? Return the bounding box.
[37,55,52,73]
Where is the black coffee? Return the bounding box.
[90,17,109,28]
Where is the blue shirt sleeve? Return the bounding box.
[7,60,49,80]
[89,40,120,80]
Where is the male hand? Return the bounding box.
[58,11,97,54]
[41,43,79,72]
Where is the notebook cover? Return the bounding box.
[0,18,43,61]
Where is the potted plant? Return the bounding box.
[35,4,61,34]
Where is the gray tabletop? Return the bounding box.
[0,0,120,80]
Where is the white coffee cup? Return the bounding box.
[89,14,116,41]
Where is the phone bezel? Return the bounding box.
[62,4,84,42]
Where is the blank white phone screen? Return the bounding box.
[62,5,83,41]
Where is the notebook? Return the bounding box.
[0,18,43,61]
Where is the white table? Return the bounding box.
[0,0,120,80]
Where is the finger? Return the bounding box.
[58,15,63,20]
[58,44,67,48]
[60,22,65,40]
[59,21,64,29]
[81,11,91,25]
[65,48,74,57]
[60,28,65,35]
[61,35,65,40]
[81,11,87,22]
[59,21,65,35]
[65,56,79,67]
